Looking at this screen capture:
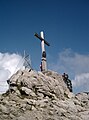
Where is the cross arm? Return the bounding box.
[34,33,50,46]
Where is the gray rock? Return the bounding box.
[0,104,9,114]
[21,87,36,97]
[0,70,89,120]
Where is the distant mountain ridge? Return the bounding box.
[0,69,89,120]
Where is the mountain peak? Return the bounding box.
[0,69,89,120]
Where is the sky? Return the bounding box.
[0,0,89,93]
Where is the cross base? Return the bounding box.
[40,57,47,72]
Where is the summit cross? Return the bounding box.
[34,31,50,71]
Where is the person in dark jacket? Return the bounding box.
[62,73,72,92]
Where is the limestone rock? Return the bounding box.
[0,69,89,120]
[0,104,9,114]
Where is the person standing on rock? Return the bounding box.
[62,73,72,92]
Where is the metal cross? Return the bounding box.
[34,31,50,71]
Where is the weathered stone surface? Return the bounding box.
[0,104,9,114]
[0,69,89,120]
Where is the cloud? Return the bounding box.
[72,73,89,93]
[0,52,23,93]
[49,49,89,93]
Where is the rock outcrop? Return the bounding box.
[0,69,89,120]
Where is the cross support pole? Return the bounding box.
[34,31,50,72]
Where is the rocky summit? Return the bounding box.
[0,69,89,120]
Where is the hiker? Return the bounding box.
[62,73,72,92]
[40,62,42,71]
[62,73,69,83]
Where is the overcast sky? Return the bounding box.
[0,0,89,93]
